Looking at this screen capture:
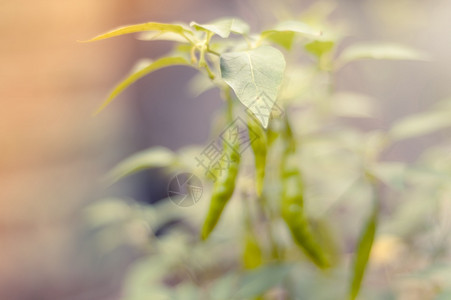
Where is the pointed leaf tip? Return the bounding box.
[82,22,191,42]
[93,56,190,115]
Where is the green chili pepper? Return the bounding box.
[248,116,267,196]
[201,132,240,240]
[280,118,330,269]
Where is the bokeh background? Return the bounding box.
[1,0,451,299]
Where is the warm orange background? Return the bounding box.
[0,1,131,299]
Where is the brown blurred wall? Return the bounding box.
[0,1,135,299]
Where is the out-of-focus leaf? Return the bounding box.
[83,198,132,228]
[122,257,173,300]
[82,22,191,42]
[220,46,286,128]
[94,56,191,114]
[229,19,250,35]
[175,145,209,176]
[305,40,334,58]
[187,72,217,97]
[233,264,291,299]
[261,20,322,50]
[107,147,176,183]
[267,31,296,50]
[349,202,378,300]
[125,287,171,300]
[389,110,451,141]
[190,18,249,38]
[242,231,263,270]
[262,20,322,38]
[171,283,202,300]
[331,92,375,118]
[209,273,239,300]
[278,66,316,100]
[339,43,429,63]
[369,162,406,190]
[137,31,189,43]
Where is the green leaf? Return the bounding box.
[107,147,176,183]
[267,31,296,50]
[137,31,189,43]
[242,231,263,270]
[339,43,429,63]
[94,56,191,114]
[262,20,321,38]
[209,273,239,300]
[305,40,335,57]
[349,202,378,300]
[389,110,451,141]
[234,264,291,299]
[83,198,132,228]
[82,22,191,42]
[170,283,202,300]
[190,18,249,38]
[210,265,291,300]
[220,46,286,128]
[261,20,322,50]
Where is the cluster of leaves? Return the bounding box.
[84,3,451,300]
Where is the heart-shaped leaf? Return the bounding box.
[220,46,286,128]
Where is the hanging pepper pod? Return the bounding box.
[248,116,268,196]
[280,117,330,269]
[201,97,241,240]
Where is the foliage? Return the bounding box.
[84,3,451,300]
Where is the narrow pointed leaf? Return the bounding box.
[220,46,286,128]
[262,20,322,38]
[107,147,176,183]
[389,110,451,141]
[137,31,189,43]
[340,43,429,63]
[190,18,249,38]
[349,203,378,300]
[82,22,191,42]
[229,18,250,35]
[261,20,322,49]
[94,56,190,114]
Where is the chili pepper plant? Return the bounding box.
[83,8,451,300]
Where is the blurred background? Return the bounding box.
[1,0,451,299]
